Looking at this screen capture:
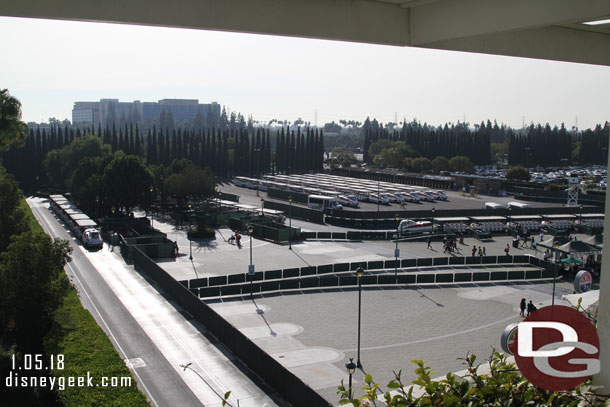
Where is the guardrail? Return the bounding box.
[133,248,330,407]
[180,255,557,299]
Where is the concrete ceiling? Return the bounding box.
[1,0,610,66]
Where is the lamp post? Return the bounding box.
[288,196,293,250]
[188,204,193,262]
[376,158,383,212]
[214,185,219,213]
[345,358,356,401]
[149,187,154,229]
[552,246,560,306]
[261,198,265,217]
[579,204,583,227]
[395,214,400,279]
[356,266,364,368]
[431,207,436,232]
[248,225,255,299]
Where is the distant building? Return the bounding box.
[72,98,220,128]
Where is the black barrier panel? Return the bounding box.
[332,232,347,240]
[361,275,377,285]
[417,258,433,267]
[228,274,246,284]
[449,256,465,265]
[317,264,333,274]
[491,271,508,281]
[473,272,490,282]
[254,271,264,281]
[333,263,350,273]
[497,256,512,264]
[508,270,525,280]
[301,232,317,239]
[466,256,482,265]
[347,231,361,240]
[340,276,358,286]
[242,282,262,295]
[200,286,221,297]
[209,276,228,286]
[378,275,397,284]
[455,273,473,282]
[398,274,416,284]
[526,270,542,279]
[190,288,199,296]
[262,281,280,292]
[482,256,497,264]
[319,276,339,287]
[541,269,555,278]
[513,255,529,263]
[190,278,208,288]
[433,257,449,266]
[351,262,368,271]
[417,274,435,284]
[221,285,242,296]
[402,259,417,268]
[283,268,299,278]
[368,261,384,270]
[300,266,316,276]
[300,277,319,289]
[540,260,554,271]
[179,280,188,287]
[529,257,541,266]
[280,279,300,290]
[435,273,453,283]
[265,270,282,280]
[318,232,332,239]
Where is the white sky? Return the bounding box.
[2,16,609,129]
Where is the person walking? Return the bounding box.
[540,231,544,242]
[504,244,510,256]
[478,247,483,257]
[427,236,432,249]
[520,298,526,317]
[527,300,537,316]
[472,245,477,257]
[482,246,486,256]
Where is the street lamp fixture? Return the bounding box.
[248,225,255,299]
[345,358,356,401]
[214,185,219,213]
[188,204,193,261]
[356,265,364,368]
[261,198,265,217]
[288,196,293,250]
[376,158,383,212]
[395,214,400,279]
[431,207,436,232]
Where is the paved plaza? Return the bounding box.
[142,205,590,404]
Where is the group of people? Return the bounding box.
[442,236,459,253]
[227,231,242,247]
[471,245,486,257]
[515,234,537,250]
[520,298,538,317]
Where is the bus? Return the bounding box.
[307,195,343,210]
[507,201,532,209]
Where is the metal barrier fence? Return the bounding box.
[181,255,558,299]
[133,248,330,407]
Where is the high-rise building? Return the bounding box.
[72,98,220,128]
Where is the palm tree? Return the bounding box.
[0,89,27,152]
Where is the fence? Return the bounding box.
[133,248,330,407]
[331,168,454,189]
[182,255,558,299]
[263,200,325,224]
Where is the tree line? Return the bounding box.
[2,123,326,192]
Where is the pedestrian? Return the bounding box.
[472,245,477,257]
[521,236,528,248]
[527,300,537,316]
[540,231,544,242]
[427,236,432,249]
[520,298,526,316]
[235,231,242,248]
[532,240,537,251]
[504,244,510,256]
[544,249,550,261]
[400,200,405,209]
[478,247,483,256]
[482,246,486,256]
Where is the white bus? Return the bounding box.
[507,201,532,209]
[307,195,343,210]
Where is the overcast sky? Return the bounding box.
[2,16,609,129]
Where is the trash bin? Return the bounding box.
[512,239,519,248]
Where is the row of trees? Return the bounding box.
[362,118,492,166]
[2,123,326,191]
[508,123,574,167]
[580,123,610,165]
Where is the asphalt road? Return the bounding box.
[28,197,203,407]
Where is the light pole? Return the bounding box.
[288,196,293,250]
[261,197,265,217]
[552,245,560,306]
[149,186,154,229]
[376,158,383,212]
[431,207,436,232]
[579,204,583,228]
[395,214,400,279]
[248,225,255,299]
[188,204,193,262]
[214,185,219,213]
[345,358,356,401]
[356,266,364,368]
